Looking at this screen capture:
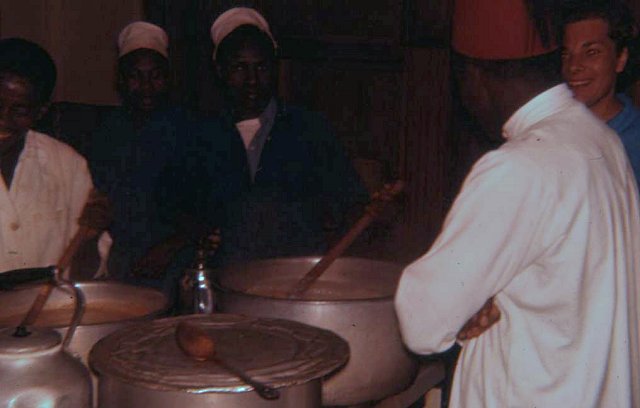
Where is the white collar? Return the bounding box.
[502,84,575,141]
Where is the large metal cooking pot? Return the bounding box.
[90,314,349,407]
[216,257,418,406]
[0,281,169,365]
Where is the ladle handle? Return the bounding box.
[212,356,280,400]
[175,321,280,400]
[287,180,405,298]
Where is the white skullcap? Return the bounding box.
[118,21,169,58]
[210,7,277,60]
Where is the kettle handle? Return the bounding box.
[0,266,57,290]
[60,280,85,349]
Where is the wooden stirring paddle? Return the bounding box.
[17,225,95,329]
[18,189,108,329]
[287,180,405,299]
[175,321,280,400]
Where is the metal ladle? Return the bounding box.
[175,321,280,400]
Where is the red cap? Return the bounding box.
[452,0,557,60]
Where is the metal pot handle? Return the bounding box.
[57,279,86,349]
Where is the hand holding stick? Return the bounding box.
[287,180,405,299]
[18,189,111,329]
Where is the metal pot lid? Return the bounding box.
[89,314,349,393]
[0,327,61,355]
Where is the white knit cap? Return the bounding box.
[118,21,169,58]
[210,7,277,60]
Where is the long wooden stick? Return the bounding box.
[19,224,95,328]
[287,180,405,299]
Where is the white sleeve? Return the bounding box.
[395,149,548,354]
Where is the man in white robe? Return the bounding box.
[395,0,640,406]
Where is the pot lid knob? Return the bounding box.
[0,327,61,355]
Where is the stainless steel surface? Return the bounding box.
[98,378,320,408]
[0,327,91,407]
[217,256,419,406]
[90,314,348,408]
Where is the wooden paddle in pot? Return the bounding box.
[287,180,405,299]
[18,189,111,329]
[175,321,280,400]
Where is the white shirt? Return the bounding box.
[235,117,261,150]
[395,84,640,407]
[0,130,93,274]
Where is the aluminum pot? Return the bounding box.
[0,281,169,365]
[90,314,349,408]
[216,257,418,406]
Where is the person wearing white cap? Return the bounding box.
[395,0,640,406]
[87,21,195,292]
[116,21,170,121]
[167,7,368,265]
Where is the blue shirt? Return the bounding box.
[89,106,191,280]
[608,94,640,186]
[167,102,369,265]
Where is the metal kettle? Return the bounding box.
[0,266,92,407]
[178,243,216,315]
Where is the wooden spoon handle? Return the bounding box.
[175,321,280,400]
[212,356,280,400]
[19,225,95,328]
[287,180,405,298]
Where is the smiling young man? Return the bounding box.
[561,1,640,181]
[0,38,109,276]
[168,7,368,266]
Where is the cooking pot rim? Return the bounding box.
[11,281,170,329]
[219,286,395,303]
[217,256,403,303]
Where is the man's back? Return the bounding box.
[396,85,640,407]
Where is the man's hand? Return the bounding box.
[132,235,187,278]
[78,189,112,237]
[365,180,405,217]
[132,229,221,279]
[457,297,501,341]
[201,229,221,256]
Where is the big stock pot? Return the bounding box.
[216,256,418,406]
[89,314,349,407]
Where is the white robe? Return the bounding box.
[395,84,640,407]
[0,130,93,275]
